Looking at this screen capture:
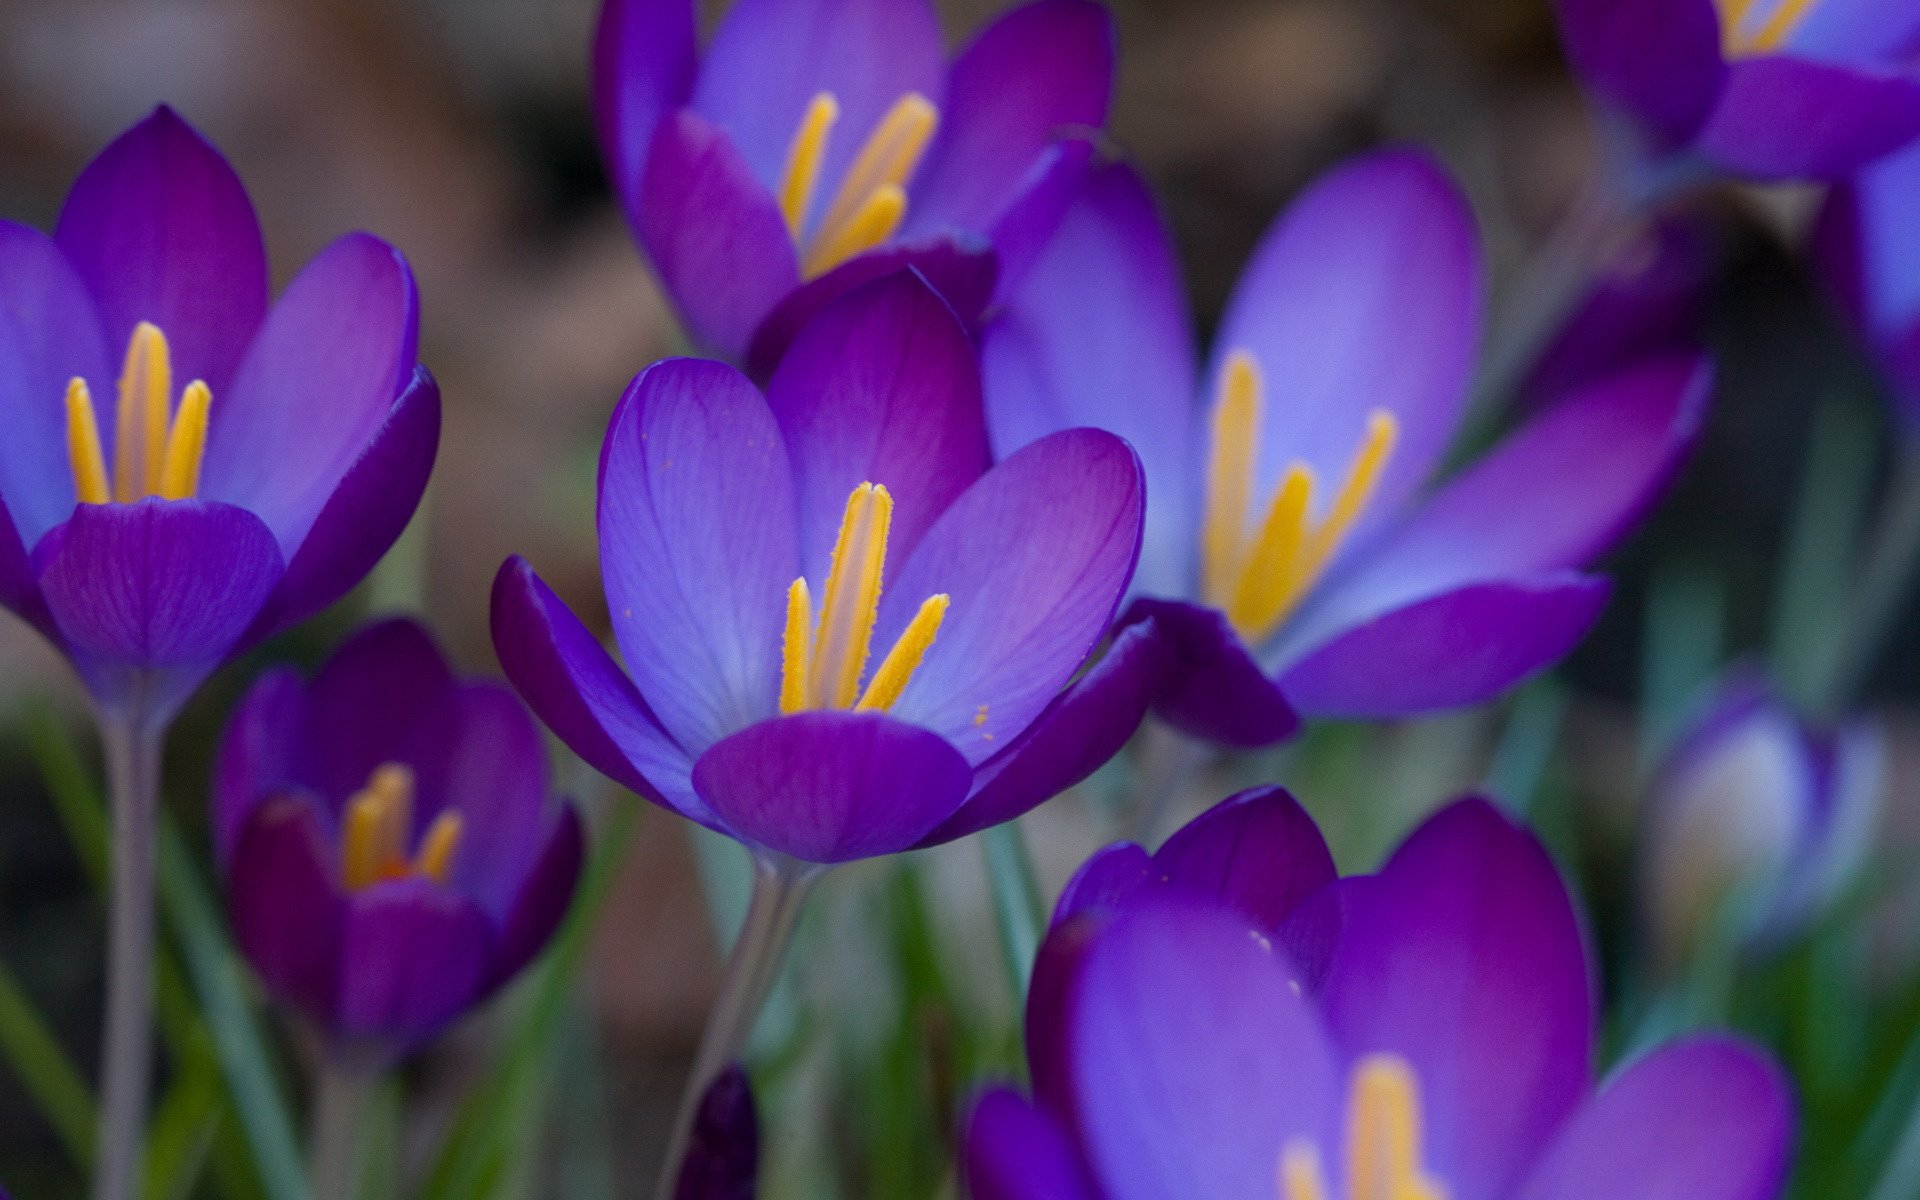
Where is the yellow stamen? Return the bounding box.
[1273,1055,1446,1200]
[780,578,815,715]
[158,381,211,500]
[114,322,171,503]
[1229,463,1315,640]
[856,593,949,710]
[1747,0,1818,51]
[1304,411,1399,574]
[804,184,909,279]
[65,379,111,505]
[812,483,893,709]
[796,93,937,277]
[1201,352,1263,606]
[1279,1145,1329,1200]
[339,763,415,892]
[780,93,841,239]
[413,812,465,885]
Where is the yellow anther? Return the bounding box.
[65,379,111,505]
[780,578,815,715]
[1301,410,1398,577]
[1746,0,1818,51]
[857,593,949,710]
[1279,1145,1330,1200]
[812,483,893,709]
[412,811,465,885]
[803,184,908,278]
[780,93,841,238]
[339,763,417,892]
[158,381,211,500]
[114,322,171,503]
[1201,352,1263,605]
[1273,1055,1446,1200]
[1230,463,1315,639]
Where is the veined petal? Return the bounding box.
[1695,56,1920,181]
[335,877,494,1052]
[53,107,268,395]
[1553,0,1725,145]
[592,0,699,210]
[227,794,345,1027]
[963,1090,1098,1200]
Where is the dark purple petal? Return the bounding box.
[53,107,267,395]
[982,163,1199,598]
[293,618,458,819]
[1515,1038,1793,1200]
[1277,573,1610,718]
[689,0,945,191]
[690,711,972,863]
[1069,896,1341,1200]
[36,498,285,711]
[639,112,801,360]
[980,137,1096,301]
[1553,0,1725,145]
[227,794,344,1026]
[743,236,997,379]
[765,270,988,577]
[879,429,1144,764]
[1027,914,1101,1116]
[677,1065,760,1200]
[490,804,585,986]
[213,666,307,866]
[597,358,797,751]
[490,557,710,827]
[1154,786,1336,938]
[1318,799,1595,1200]
[1274,874,1366,997]
[593,0,699,210]
[922,618,1166,845]
[1212,149,1482,535]
[0,221,111,545]
[1695,56,1920,181]
[201,233,419,555]
[962,1089,1097,1200]
[334,877,494,1050]
[1052,843,1153,927]
[244,366,440,643]
[1120,599,1299,748]
[906,0,1114,238]
[437,682,559,913]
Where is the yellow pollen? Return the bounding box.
[777,92,939,279]
[65,322,213,506]
[1719,0,1819,53]
[1275,1055,1447,1200]
[413,811,465,886]
[336,763,464,893]
[1200,349,1399,645]
[778,482,949,715]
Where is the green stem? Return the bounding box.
[1813,442,1920,718]
[981,822,1047,1001]
[307,1060,374,1200]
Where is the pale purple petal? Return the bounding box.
[593,0,699,209]
[1782,0,1920,65]
[963,1089,1097,1200]
[981,137,1096,302]
[1694,57,1920,181]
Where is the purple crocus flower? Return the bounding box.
[594,0,1113,375]
[677,1065,760,1200]
[1813,139,1920,429]
[491,270,1155,866]
[964,790,1795,1200]
[986,152,1708,748]
[214,619,583,1057]
[1641,674,1881,966]
[0,107,438,725]
[1555,0,1920,183]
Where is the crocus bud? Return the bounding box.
[1641,678,1881,967]
[676,1065,759,1200]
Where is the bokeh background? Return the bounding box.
[3,0,1919,1196]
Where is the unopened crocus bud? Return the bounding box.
[676,1065,758,1200]
[1641,678,1881,968]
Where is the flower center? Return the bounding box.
[1279,1054,1449,1200]
[64,321,212,505]
[777,92,940,280]
[1715,0,1819,54]
[338,762,465,892]
[779,482,949,714]
[1199,350,1399,645]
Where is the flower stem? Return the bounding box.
[1126,721,1212,845]
[308,1057,374,1200]
[1812,441,1920,718]
[651,854,820,1200]
[94,717,165,1200]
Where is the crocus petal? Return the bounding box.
[691,711,972,863]
[0,221,112,546]
[1318,799,1595,1200]
[1694,57,1920,181]
[981,138,1096,303]
[1211,149,1482,533]
[491,805,586,986]
[1027,913,1101,1116]
[438,683,558,913]
[227,795,344,1025]
[1789,0,1920,63]
[295,617,458,819]
[764,270,988,577]
[1553,0,1725,145]
[906,0,1114,239]
[213,666,307,865]
[1120,599,1299,748]
[879,429,1144,764]
[52,107,267,394]
[962,1089,1097,1200]
[922,617,1166,845]
[598,358,798,751]
[335,877,494,1050]
[1515,1038,1793,1200]
[1070,897,1342,1200]
[982,163,1199,598]
[1053,843,1154,927]
[677,1065,760,1200]
[1154,786,1336,937]
[1814,141,1920,427]
[244,366,440,643]
[490,557,710,827]
[36,498,285,712]
[201,233,419,556]
[690,0,946,191]
[743,236,998,379]
[640,112,801,360]
[593,0,698,210]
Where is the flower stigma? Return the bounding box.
[1715,0,1820,54]
[338,762,465,891]
[1200,350,1399,645]
[65,321,212,505]
[780,482,949,714]
[1279,1054,1448,1200]
[778,92,940,279]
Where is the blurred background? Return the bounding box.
[3,0,1918,1196]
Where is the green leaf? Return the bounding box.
[0,953,96,1169]
[143,1032,223,1200]
[980,821,1046,1002]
